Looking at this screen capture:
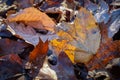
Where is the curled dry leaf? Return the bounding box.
[50,7,101,63]
[7,7,55,32]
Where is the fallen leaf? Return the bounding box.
[94,0,110,23]
[86,41,120,71]
[106,58,120,80]
[50,7,101,63]
[0,54,23,80]
[16,0,34,9]
[7,7,55,32]
[40,0,63,11]
[29,38,49,65]
[8,22,58,45]
[85,23,120,70]
[107,9,120,38]
[0,38,34,59]
[46,0,60,6]
[34,52,77,80]
[85,0,110,23]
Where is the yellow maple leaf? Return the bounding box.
[51,39,75,63]
[50,7,101,63]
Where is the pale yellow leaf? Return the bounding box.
[50,7,101,63]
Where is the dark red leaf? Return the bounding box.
[0,54,23,79]
[0,38,34,59]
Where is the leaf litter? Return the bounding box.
[0,0,120,80]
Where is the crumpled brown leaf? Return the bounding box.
[7,7,55,32]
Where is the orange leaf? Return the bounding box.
[29,38,49,63]
[7,7,55,32]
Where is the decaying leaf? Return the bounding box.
[34,52,77,80]
[0,54,23,80]
[85,0,110,23]
[86,23,120,70]
[106,58,120,80]
[107,9,120,38]
[50,7,101,63]
[46,0,61,6]
[16,0,34,9]
[0,38,34,59]
[86,40,120,71]
[29,38,49,65]
[8,22,58,45]
[40,0,63,11]
[7,7,55,32]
